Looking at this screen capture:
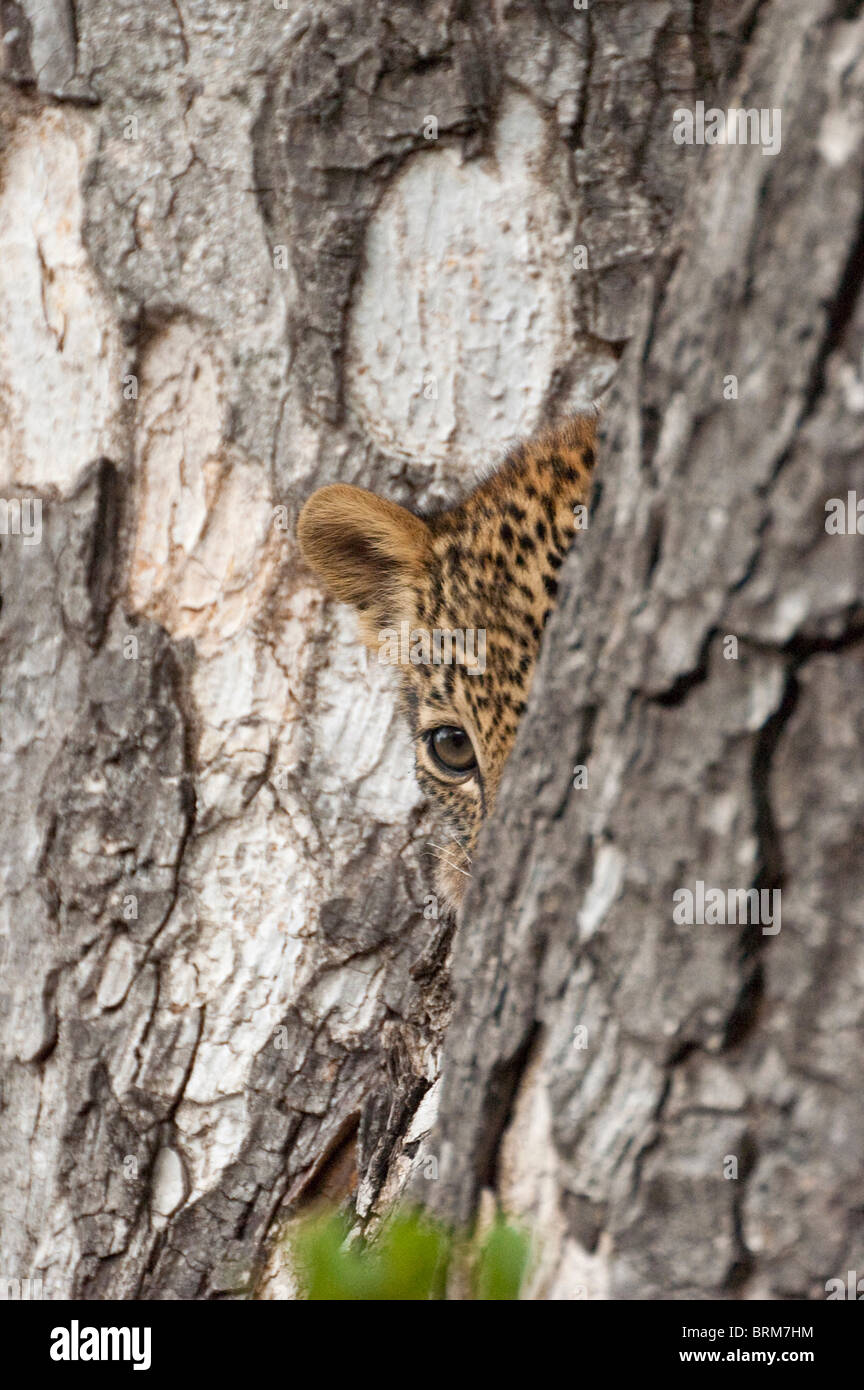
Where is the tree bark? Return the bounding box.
[412,0,864,1301]
[0,0,860,1301]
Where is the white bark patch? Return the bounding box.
[128,320,279,653]
[744,663,786,732]
[818,18,864,168]
[159,627,421,1211]
[96,934,137,1012]
[0,110,125,491]
[578,844,625,941]
[151,1146,187,1221]
[345,93,582,471]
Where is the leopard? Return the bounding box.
[298,414,597,916]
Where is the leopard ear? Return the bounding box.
[297,484,431,616]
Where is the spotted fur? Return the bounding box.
[298,415,597,913]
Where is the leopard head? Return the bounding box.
[298,415,596,914]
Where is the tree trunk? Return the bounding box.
[409,0,864,1301]
[0,0,860,1301]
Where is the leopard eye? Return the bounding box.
[426,726,477,776]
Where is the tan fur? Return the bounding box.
[298,414,597,913]
[297,485,432,641]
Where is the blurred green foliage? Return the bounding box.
[471,1215,530,1301]
[292,1207,529,1301]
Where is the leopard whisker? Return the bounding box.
[426,843,473,878]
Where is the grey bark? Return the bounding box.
[0,0,859,1302]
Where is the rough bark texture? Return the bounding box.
[0,0,860,1301]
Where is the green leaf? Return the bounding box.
[472,1217,530,1301]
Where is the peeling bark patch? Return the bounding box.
[345,93,581,468]
[0,106,125,491]
[127,320,279,653]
